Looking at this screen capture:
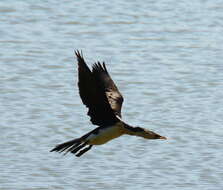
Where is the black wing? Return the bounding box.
[92,62,124,117]
[75,51,119,126]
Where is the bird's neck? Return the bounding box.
[122,123,137,135]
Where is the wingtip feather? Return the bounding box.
[75,50,83,59]
[92,61,108,73]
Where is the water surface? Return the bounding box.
[1,0,223,189]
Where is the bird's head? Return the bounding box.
[134,127,167,140]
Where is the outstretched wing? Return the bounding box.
[75,51,119,126]
[92,62,124,117]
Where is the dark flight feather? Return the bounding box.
[92,62,124,117]
[75,51,119,126]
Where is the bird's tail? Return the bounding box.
[50,137,93,157]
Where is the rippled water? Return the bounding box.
[1,0,223,189]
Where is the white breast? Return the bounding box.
[86,124,124,145]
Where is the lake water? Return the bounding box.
[1,0,223,189]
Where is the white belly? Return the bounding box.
[86,124,123,145]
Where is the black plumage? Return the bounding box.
[76,51,121,126]
[50,50,166,157]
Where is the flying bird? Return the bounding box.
[50,51,167,157]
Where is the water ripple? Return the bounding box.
[1,0,223,189]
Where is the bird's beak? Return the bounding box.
[159,136,167,140]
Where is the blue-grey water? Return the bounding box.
[1,0,223,189]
